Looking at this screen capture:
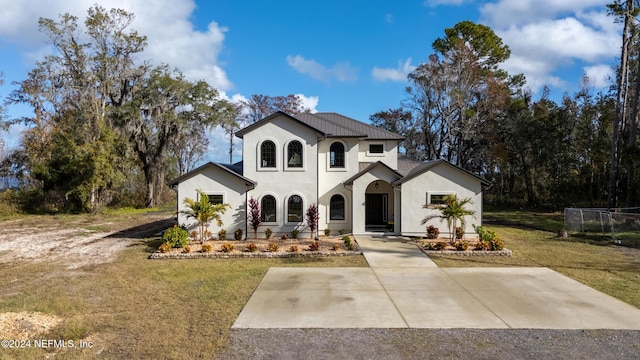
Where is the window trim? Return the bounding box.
[260,194,278,224]
[286,194,304,224]
[329,194,346,222]
[327,140,347,172]
[366,143,385,157]
[426,192,456,208]
[206,193,224,206]
[284,139,305,171]
[258,139,278,171]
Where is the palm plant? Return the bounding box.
[181,190,230,243]
[422,194,475,244]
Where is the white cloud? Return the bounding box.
[296,94,319,113]
[372,58,416,82]
[0,0,232,90]
[477,0,619,93]
[480,0,608,27]
[286,55,357,82]
[583,64,614,89]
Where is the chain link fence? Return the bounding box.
[564,207,640,245]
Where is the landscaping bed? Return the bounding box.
[413,239,512,256]
[149,236,361,259]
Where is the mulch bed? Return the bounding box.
[149,235,361,259]
[413,239,512,256]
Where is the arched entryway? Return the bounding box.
[365,180,394,232]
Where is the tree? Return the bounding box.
[4,5,146,211]
[181,190,230,243]
[115,65,231,207]
[241,94,309,123]
[305,203,320,240]
[422,195,475,243]
[248,197,261,239]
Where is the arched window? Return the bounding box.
[330,142,345,168]
[287,141,303,168]
[260,140,276,168]
[330,194,345,220]
[287,195,303,222]
[261,195,276,222]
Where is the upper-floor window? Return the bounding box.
[261,140,276,168]
[369,144,384,154]
[330,142,345,168]
[287,195,303,222]
[287,141,303,168]
[261,195,276,222]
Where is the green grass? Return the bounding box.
[0,236,367,359]
[1,210,639,357]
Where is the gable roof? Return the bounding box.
[391,159,491,186]
[168,162,256,188]
[235,111,405,141]
[344,161,404,185]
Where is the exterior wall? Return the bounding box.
[176,167,250,239]
[243,115,319,238]
[357,140,398,169]
[317,138,360,234]
[400,163,483,239]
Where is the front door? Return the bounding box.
[365,194,388,226]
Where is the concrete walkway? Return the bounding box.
[232,236,640,329]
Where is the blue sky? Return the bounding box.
[0,0,620,163]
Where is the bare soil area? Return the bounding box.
[0,214,174,269]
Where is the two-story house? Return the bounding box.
[169,111,488,239]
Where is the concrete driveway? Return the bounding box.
[232,236,640,329]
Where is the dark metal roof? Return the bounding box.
[343,161,404,185]
[168,162,256,188]
[235,111,405,141]
[396,154,424,176]
[391,159,491,186]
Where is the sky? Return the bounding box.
[0,0,621,164]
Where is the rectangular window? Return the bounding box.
[207,194,224,205]
[428,193,451,206]
[369,144,384,154]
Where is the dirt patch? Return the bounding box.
[0,214,174,269]
[0,312,62,339]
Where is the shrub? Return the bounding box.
[162,225,189,248]
[290,229,300,239]
[159,242,172,253]
[281,234,288,240]
[338,229,346,235]
[234,228,243,240]
[426,225,440,239]
[474,240,490,251]
[434,241,447,251]
[343,235,354,250]
[305,204,320,239]
[455,226,465,240]
[308,241,320,251]
[489,238,504,251]
[453,240,469,251]
[331,243,340,251]
[218,229,227,240]
[324,228,331,236]
[221,243,234,253]
[182,245,192,253]
[205,230,212,240]
[267,242,279,252]
[265,228,273,239]
[288,245,299,252]
[189,231,198,239]
[473,225,503,251]
[423,242,436,250]
[201,244,213,253]
[245,243,258,252]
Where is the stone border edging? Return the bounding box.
[419,248,512,256]
[149,250,363,259]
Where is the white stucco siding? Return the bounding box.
[242,115,319,238]
[357,140,398,169]
[176,167,250,238]
[400,163,483,238]
[317,138,359,233]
